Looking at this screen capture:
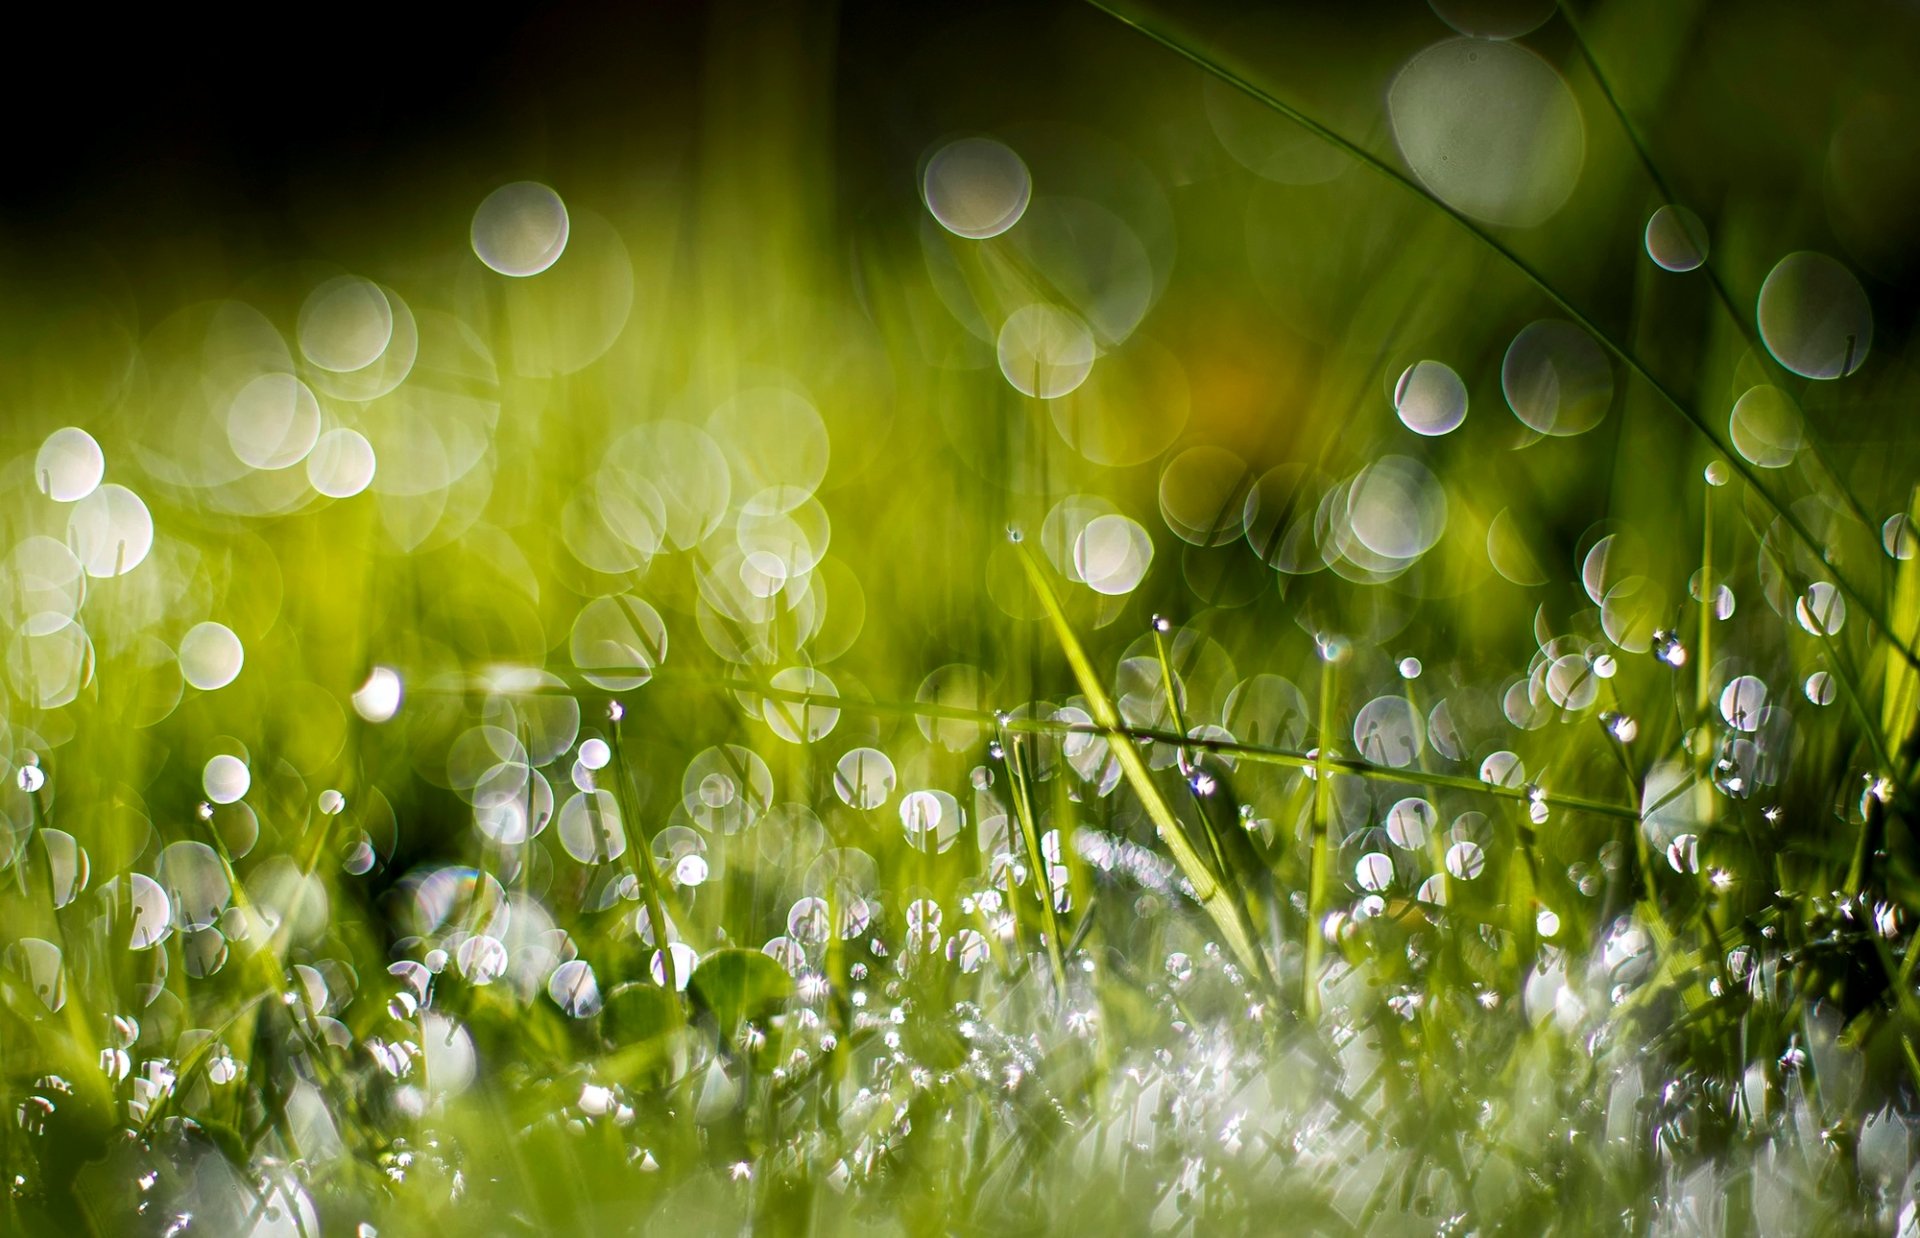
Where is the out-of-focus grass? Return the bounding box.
[2,0,1920,1233]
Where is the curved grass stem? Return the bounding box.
[1080,0,1918,671]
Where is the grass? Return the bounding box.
[1,0,1919,1233]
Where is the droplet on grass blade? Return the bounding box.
[1796,581,1846,635]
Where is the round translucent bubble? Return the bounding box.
[787,896,831,944]
[306,428,376,498]
[353,666,402,722]
[557,789,626,863]
[997,304,1095,399]
[474,767,552,845]
[9,617,93,708]
[457,935,508,985]
[1756,252,1871,379]
[763,936,807,975]
[901,789,962,854]
[949,928,989,973]
[682,745,772,834]
[578,738,610,771]
[1386,797,1434,849]
[548,959,601,1017]
[709,389,830,502]
[5,536,84,623]
[1354,852,1394,892]
[1719,675,1767,732]
[1728,386,1802,469]
[1225,675,1309,749]
[1645,205,1709,272]
[1353,695,1423,768]
[298,277,393,373]
[178,622,243,691]
[1073,515,1154,596]
[651,942,698,990]
[1502,320,1613,436]
[764,667,840,743]
[570,594,667,691]
[1388,38,1584,228]
[11,938,64,1011]
[922,138,1031,239]
[833,747,897,811]
[1600,576,1665,653]
[1399,657,1423,680]
[1796,581,1846,636]
[182,928,228,978]
[203,755,249,804]
[1394,360,1468,436]
[1445,840,1486,880]
[1640,760,1702,846]
[1486,507,1548,585]
[1008,196,1154,345]
[472,182,570,277]
[1052,335,1189,467]
[1347,456,1447,559]
[1545,654,1598,711]
[1158,446,1249,546]
[1582,530,1645,606]
[1883,514,1917,560]
[1428,0,1553,38]
[35,428,104,502]
[1805,671,1835,706]
[1480,750,1524,787]
[126,874,172,950]
[227,373,322,470]
[66,484,153,577]
[156,841,230,931]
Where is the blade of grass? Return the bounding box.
[1011,539,1275,992]
[1079,0,1920,672]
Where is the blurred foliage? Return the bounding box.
[2,0,1920,1233]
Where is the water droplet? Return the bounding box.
[922,137,1030,239]
[1756,251,1871,379]
[472,182,570,277]
[34,427,104,503]
[1796,581,1846,636]
[1503,320,1613,436]
[1393,360,1469,436]
[1644,204,1709,272]
[353,666,403,723]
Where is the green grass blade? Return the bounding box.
[1013,540,1275,991]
